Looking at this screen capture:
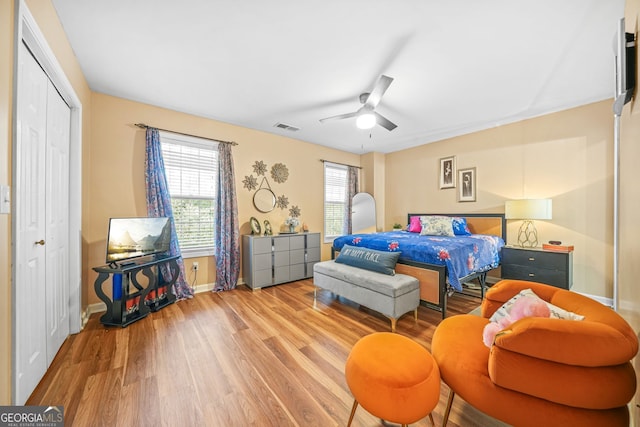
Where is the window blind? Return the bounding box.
[160,133,217,252]
[324,162,348,240]
[162,138,217,199]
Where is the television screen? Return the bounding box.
[614,18,636,114]
[106,217,172,264]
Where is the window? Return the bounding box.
[324,162,348,242]
[160,131,217,257]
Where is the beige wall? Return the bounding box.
[386,101,613,298]
[0,0,15,407]
[360,152,386,231]
[88,93,361,305]
[621,2,640,425]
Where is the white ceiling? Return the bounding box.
[51,0,624,154]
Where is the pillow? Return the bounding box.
[419,216,455,237]
[451,217,472,235]
[334,244,401,275]
[407,216,422,233]
[489,288,585,323]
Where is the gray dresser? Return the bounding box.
[242,232,321,289]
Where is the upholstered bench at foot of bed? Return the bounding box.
[313,260,420,332]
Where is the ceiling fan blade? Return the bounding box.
[319,111,358,123]
[374,112,397,131]
[364,75,393,109]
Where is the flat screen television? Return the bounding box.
[614,17,636,115]
[106,217,172,265]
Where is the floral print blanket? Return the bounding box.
[332,231,504,291]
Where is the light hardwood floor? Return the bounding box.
[27,279,507,426]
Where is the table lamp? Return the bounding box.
[505,199,552,247]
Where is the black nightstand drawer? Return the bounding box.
[501,247,573,289]
[501,264,568,289]
[502,249,567,270]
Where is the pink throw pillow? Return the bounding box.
[408,216,422,233]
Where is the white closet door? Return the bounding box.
[15,42,48,405]
[15,42,71,404]
[45,81,70,365]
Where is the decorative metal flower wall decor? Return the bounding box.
[243,175,258,191]
[271,163,289,183]
[289,205,301,218]
[252,160,267,176]
[246,161,301,219]
[276,194,289,209]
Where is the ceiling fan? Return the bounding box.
[320,74,397,131]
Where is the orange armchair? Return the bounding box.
[432,279,638,427]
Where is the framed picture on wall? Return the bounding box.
[439,156,456,189]
[458,167,476,202]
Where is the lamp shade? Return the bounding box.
[505,199,552,220]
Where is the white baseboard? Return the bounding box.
[84,302,107,319]
[192,282,215,293]
[80,309,92,329]
[576,292,613,308]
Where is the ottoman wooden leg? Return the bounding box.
[347,399,358,426]
[313,287,317,309]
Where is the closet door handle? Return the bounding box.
[35,239,45,246]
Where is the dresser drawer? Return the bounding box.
[273,237,290,252]
[253,253,272,270]
[290,235,305,250]
[502,249,567,270]
[252,237,273,254]
[306,232,321,248]
[501,264,569,289]
[253,269,273,288]
[290,248,305,265]
[306,247,321,263]
[289,263,305,281]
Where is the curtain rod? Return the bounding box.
[135,123,238,146]
[320,159,362,169]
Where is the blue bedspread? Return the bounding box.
[332,231,505,291]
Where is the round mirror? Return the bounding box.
[253,188,276,213]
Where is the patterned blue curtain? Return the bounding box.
[145,128,193,299]
[344,166,359,234]
[215,143,240,290]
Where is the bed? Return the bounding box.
[331,213,506,317]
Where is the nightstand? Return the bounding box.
[501,246,573,289]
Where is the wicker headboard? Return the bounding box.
[406,213,506,241]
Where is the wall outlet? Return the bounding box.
[192,262,199,271]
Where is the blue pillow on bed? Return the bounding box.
[335,244,401,275]
[452,217,472,235]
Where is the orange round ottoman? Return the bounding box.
[345,332,440,427]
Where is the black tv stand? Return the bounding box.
[93,255,180,327]
[118,261,137,267]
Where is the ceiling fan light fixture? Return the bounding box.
[356,112,376,129]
